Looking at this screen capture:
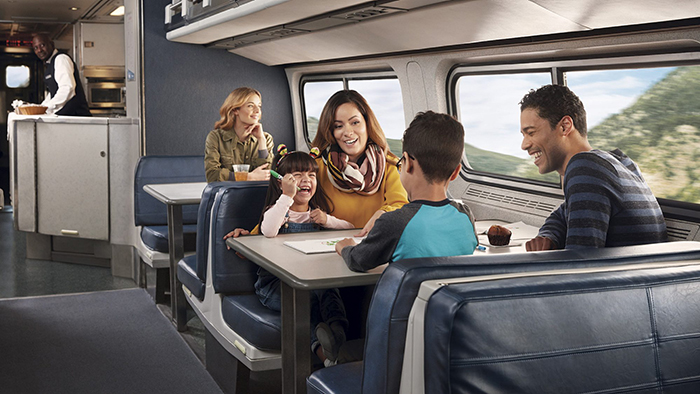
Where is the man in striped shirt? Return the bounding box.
[519,85,667,251]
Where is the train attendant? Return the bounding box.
[204,87,273,182]
[311,90,408,235]
[519,85,667,251]
[32,33,91,116]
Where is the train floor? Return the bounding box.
[0,205,282,393]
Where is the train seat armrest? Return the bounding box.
[178,255,204,300]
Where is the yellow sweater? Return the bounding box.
[316,157,408,229]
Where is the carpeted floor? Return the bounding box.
[0,288,223,394]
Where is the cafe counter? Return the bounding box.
[7,113,140,276]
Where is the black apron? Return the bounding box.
[45,51,92,116]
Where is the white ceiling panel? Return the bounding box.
[168,0,371,44]
[0,0,93,23]
[230,0,586,65]
[530,0,700,29]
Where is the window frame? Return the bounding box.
[299,70,401,146]
[448,51,700,200]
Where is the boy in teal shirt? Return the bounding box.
[335,111,478,271]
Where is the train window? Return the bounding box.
[303,80,344,142]
[565,65,700,204]
[347,78,404,155]
[454,72,560,184]
[6,65,30,88]
[301,74,404,155]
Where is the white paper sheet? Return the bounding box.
[283,236,365,254]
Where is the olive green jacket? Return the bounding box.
[204,128,274,183]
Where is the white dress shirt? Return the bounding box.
[40,49,77,114]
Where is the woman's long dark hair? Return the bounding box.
[257,150,334,228]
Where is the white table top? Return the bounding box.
[228,229,386,290]
[143,182,208,205]
[474,220,540,254]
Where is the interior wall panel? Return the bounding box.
[143,0,294,156]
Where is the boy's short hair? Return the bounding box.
[402,111,464,183]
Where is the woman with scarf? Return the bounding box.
[223,90,407,239]
[311,90,408,235]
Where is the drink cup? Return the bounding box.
[232,164,250,181]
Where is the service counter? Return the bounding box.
[7,113,140,277]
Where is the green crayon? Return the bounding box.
[270,169,301,191]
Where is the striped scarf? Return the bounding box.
[323,143,386,195]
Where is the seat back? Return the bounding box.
[133,155,205,226]
[361,241,700,394]
[422,262,700,393]
[194,182,236,282]
[209,181,269,294]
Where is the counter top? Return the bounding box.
[9,113,137,125]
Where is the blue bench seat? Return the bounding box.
[222,294,282,352]
[133,155,204,302]
[307,241,700,394]
[412,261,700,393]
[140,224,197,253]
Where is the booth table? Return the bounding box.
[143,181,207,330]
[227,229,384,394]
[226,221,537,393]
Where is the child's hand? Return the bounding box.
[335,238,356,255]
[281,173,298,197]
[223,228,249,250]
[309,208,327,225]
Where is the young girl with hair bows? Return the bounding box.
[255,145,354,366]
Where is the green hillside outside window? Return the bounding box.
[455,73,560,184]
[303,80,343,142]
[566,66,700,204]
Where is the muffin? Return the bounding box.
[487,225,512,246]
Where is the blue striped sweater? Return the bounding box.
[539,149,667,249]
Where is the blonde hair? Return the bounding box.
[311,90,397,161]
[214,87,261,130]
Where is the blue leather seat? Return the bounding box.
[420,262,700,393]
[221,294,282,351]
[207,183,281,351]
[133,155,204,302]
[180,181,280,392]
[177,181,233,301]
[307,241,700,394]
[140,224,197,252]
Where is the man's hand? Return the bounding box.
[335,238,357,255]
[223,228,250,250]
[356,209,384,237]
[310,208,327,225]
[248,163,270,181]
[525,236,556,252]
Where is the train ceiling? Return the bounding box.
[166,0,700,66]
[0,0,123,47]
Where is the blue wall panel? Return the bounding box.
[143,0,294,155]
